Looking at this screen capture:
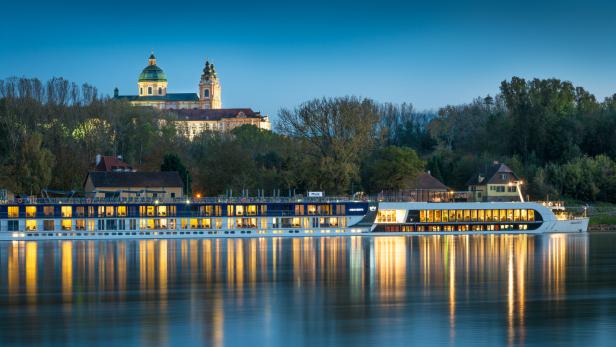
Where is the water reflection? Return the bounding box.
[0,234,602,346]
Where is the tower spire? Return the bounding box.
[148,51,156,66]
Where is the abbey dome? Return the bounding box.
[138,54,167,82]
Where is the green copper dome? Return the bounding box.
[139,64,167,82]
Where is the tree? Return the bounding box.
[361,146,425,194]
[161,153,191,195]
[277,96,380,194]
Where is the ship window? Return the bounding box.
[106,206,115,217]
[434,210,441,223]
[499,209,507,222]
[75,206,85,217]
[492,209,499,222]
[478,209,485,222]
[157,206,167,217]
[449,210,456,222]
[61,220,72,230]
[44,220,55,231]
[8,220,18,231]
[227,205,234,216]
[246,205,257,216]
[528,210,535,222]
[521,209,528,221]
[202,218,211,228]
[507,209,514,222]
[463,210,470,222]
[117,206,127,217]
[44,206,54,217]
[26,220,37,231]
[441,210,449,222]
[471,209,478,222]
[61,206,72,218]
[26,206,36,218]
[8,206,19,218]
[294,205,304,216]
[427,210,433,223]
[236,205,244,216]
[76,220,86,230]
[514,209,520,222]
[456,210,463,221]
[215,205,222,216]
[307,205,317,215]
[377,210,397,223]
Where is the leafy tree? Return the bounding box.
[361,146,425,193]
[161,153,192,195]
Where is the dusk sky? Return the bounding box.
[1,0,615,117]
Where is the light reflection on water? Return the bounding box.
[1,233,615,346]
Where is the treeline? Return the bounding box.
[1,76,616,202]
[427,77,616,202]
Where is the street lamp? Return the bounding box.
[508,180,524,202]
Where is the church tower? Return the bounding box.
[137,53,167,97]
[199,61,221,109]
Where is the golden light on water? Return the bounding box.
[0,234,589,346]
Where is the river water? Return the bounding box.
[0,233,615,346]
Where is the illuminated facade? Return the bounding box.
[114,53,270,137]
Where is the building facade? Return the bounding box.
[83,171,184,199]
[114,53,270,137]
[467,162,522,202]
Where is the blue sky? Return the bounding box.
[1,0,615,117]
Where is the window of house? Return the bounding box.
[158,87,162,95]
[140,88,143,95]
[204,89,210,97]
[148,87,152,95]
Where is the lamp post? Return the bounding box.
[509,180,524,202]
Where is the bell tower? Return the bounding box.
[199,60,221,109]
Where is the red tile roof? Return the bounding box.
[95,156,133,172]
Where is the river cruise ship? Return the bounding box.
[0,197,587,241]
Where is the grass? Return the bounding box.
[589,214,616,225]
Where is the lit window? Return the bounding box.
[61,206,72,218]
[26,206,36,218]
[26,220,37,231]
[7,206,19,218]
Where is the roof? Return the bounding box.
[172,108,263,121]
[86,172,184,188]
[404,172,449,191]
[139,64,167,82]
[467,163,519,186]
[95,156,132,172]
[114,93,199,102]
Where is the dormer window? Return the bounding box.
[204,89,210,98]
[148,87,152,95]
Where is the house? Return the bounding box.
[83,171,184,198]
[95,155,133,172]
[385,172,453,202]
[467,162,522,202]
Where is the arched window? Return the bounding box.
[148,87,152,95]
[204,89,210,98]
[158,87,162,95]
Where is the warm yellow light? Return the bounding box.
[196,193,202,198]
